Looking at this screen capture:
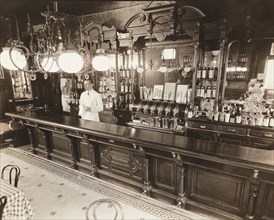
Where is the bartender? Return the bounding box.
[78,79,103,122]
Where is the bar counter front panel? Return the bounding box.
[6,111,274,220]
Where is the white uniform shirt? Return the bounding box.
[78,89,103,122]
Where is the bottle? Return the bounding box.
[187,105,193,119]
[124,80,128,93]
[121,80,125,92]
[269,110,274,127]
[208,66,214,79]
[75,91,79,105]
[196,82,201,97]
[128,79,132,93]
[263,109,270,127]
[200,82,205,98]
[235,104,242,124]
[212,84,216,98]
[213,105,219,121]
[202,65,207,79]
[207,83,212,98]
[71,92,75,104]
[197,64,202,79]
[229,108,236,123]
[224,103,230,123]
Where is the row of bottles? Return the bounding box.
[226,53,248,80]
[117,94,133,110]
[120,79,132,93]
[196,81,217,99]
[69,90,80,105]
[132,116,184,130]
[187,101,274,128]
[119,65,131,78]
[196,65,218,80]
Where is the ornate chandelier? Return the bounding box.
[0,2,86,74]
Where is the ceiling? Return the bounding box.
[1,0,273,23]
[0,0,273,46]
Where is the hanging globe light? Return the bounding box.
[0,47,27,70]
[57,50,84,73]
[91,49,111,71]
[40,56,60,73]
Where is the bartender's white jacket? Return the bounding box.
[78,89,103,122]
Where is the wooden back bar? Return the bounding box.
[5,110,274,219]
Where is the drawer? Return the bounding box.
[219,134,247,146]
[249,138,274,150]
[250,130,274,139]
[188,122,215,130]
[217,125,247,135]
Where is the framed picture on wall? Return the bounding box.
[175,85,189,103]
[163,82,176,101]
[153,85,164,100]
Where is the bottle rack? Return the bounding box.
[130,99,187,133]
[117,51,137,110]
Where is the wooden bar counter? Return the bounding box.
[5,110,274,220]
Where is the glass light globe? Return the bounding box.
[41,56,60,73]
[0,47,27,70]
[158,65,168,73]
[57,51,84,73]
[92,55,111,71]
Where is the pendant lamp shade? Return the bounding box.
[0,47,27,70]
[57,50,84,73]
[92,54,111,71]
[41,56,60,73]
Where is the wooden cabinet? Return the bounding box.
[6,111,274,220]
[187,119,274,150]
[249,128,274,150]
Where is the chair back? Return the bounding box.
[0,196,7,220]
[86,199,124,220]
[1,165,21,187]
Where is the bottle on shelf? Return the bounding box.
[212,83,216,99]
[120,80,125,92]
[206,83,212,98]
[196,82,201,97]
[124,80,128,93]
[128,79,132,93]
[200,82,205,98]
[75,91,79,105]
[208,66,214,79]
[229,107,236,123]
[224,103,230,123]
[202,65,207,79]
[197,63,202,79]
[235,104,242,124]
[269,110,274,127]
[109,97,113,109]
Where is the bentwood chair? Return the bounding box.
[86,199,124,220]
[1,165,21,187]
[0,196,7,220]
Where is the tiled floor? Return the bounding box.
[0,147,208,220]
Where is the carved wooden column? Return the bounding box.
[40,129,51,160]
[245,170,261,219]
[62,129,77,169]
[171,152,186,208]
[177,166,186,208]
[83,134,98,176]
[142,157,152,196]
[27,128,36,154]
[216,38,226,105]
[191,41,200,104]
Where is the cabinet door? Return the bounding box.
[219,134,247,146]
[249,138,274,150]
[187,129,217,142]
